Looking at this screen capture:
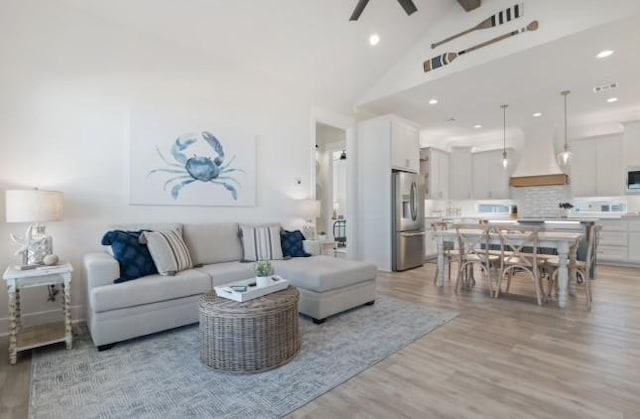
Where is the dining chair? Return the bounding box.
[545,224,601,310]
[495,227,546,306]
[431,221,459,284]
[454,224,500,295]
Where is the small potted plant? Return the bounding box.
[559,202,574,218]
[254,260,273,287]
[317,231,327,241]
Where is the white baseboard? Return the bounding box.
[0,305,84,337]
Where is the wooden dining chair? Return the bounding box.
[431,221,459,284]
[454,224,500,295]
[545,224,601,310]
[495,227,546,306]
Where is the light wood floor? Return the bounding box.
[2,263,639,419]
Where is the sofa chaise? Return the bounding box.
[83,222,377,348]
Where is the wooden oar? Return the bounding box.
[423,20,538,73]
[431,3,524,49]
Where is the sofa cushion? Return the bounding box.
[240,224,284,261]
[280,230,311,258]
[142,229,193,275]
[196,262,255,287]
[182,223,242,265]
[272,256,376,292]
[90,269,210,313]
[100,230,157,282]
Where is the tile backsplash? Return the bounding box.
[511,185,571,218]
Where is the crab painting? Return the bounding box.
[149,131,243,200]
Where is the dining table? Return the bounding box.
[434,228,584,308]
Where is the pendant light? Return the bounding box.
[557,90,572,168]
[501,104,509,169]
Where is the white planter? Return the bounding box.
[256,276,272,288]
[561,209,571,218]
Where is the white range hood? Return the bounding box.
[510,125,569,187]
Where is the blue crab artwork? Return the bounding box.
[149,131,243,200]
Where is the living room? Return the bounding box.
[2,0,640,418]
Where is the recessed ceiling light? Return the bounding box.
[473,124,483,129]
[596,50,614,59]
[428,98,438,105]
[607,97,619,103]
[369,33,380,46]
[532,112,542,117]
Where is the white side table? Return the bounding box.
[3,263,73,364]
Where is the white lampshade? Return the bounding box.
[5,189,64,223]
[300,199,321,219]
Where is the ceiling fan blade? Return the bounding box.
[349,0,371,21]
[396,0,418,16]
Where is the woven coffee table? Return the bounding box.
[199,286,300,374]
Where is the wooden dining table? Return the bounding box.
[434,228,584,308]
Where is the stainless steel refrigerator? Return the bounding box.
[392,171,425,271]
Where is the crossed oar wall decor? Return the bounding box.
[423,3,537,73]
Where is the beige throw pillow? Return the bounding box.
[142,229,193,275]
[240,224,283,261]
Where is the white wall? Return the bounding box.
[0,2,333,333]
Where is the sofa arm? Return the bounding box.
[83,252,119,290]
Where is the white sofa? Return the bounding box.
[83,223,377,349]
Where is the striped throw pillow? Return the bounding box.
[142,229,193,275]
[240,224,284,261]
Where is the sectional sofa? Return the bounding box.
[83,223,377,348]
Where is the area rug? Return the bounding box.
[29,296,457,419]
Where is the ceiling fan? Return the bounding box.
[349,0,418,21]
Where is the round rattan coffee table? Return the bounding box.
[199,286,300,374]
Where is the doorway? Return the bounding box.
[315,122,348,257]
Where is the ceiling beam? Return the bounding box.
[457,0,481,12]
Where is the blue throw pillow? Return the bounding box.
[280,230,311,258]
[101,230,158,283]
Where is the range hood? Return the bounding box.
[510,125,569,187]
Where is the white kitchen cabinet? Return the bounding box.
[427,148,450,200]
[449,147,473,200]
[595,138,624,196]
[391,119,420,173]
[628,233,640,262]
[571,139,597,197]
[472,151,490,199]
[356,114,420,272]
[571,135,623,197]
[472,150,511,199]
[597,219,629,264]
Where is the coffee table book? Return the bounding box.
[214,276,290,302]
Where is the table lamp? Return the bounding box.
[300,199,321,240]
[5,189,64,267]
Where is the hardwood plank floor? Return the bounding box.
[1,263,639,418]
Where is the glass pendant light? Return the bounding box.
[501,104,509,169]
[557,90,572,168]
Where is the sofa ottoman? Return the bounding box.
[273,256,377,323]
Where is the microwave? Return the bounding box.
[627,167,640,193]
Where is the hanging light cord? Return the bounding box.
[501,104,508,157]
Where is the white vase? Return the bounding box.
[561,208,571,218]
[256,276,272,287]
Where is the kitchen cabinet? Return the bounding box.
[472,150,511,199]
[426,148,449,200]
[449,147,473,200]
[391,120,420,173]
[571,140,597,197]
[628,233,640,262]
[571,135,623,197]
[356,114,420,272]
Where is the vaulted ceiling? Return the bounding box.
[54,0,454,111]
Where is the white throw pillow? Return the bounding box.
[142,229,193,275]
[240,224,284,261]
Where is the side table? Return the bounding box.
[3,263,73,364]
